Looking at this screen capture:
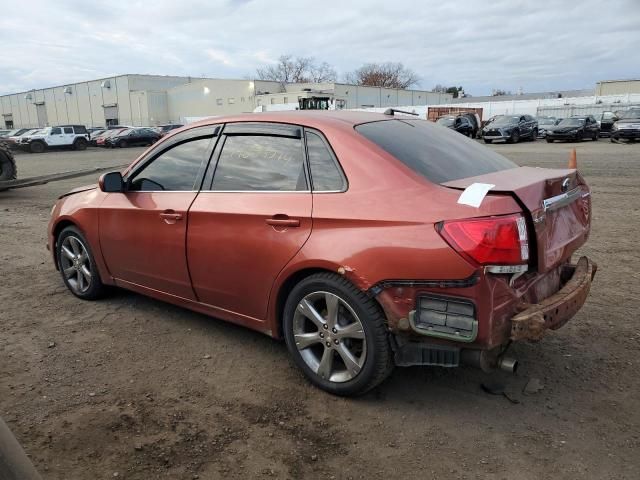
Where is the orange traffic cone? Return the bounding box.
[568,148,577,169]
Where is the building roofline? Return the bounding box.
[597,78,640,84]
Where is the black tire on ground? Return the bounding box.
[0,143,17,181]
[592,133,598,141]
[56,226,107,300]
[546,138,554,143]
[576,132,584,142]
[73,138,88,151]
[119,140,127,148]
[530,130,537,141]
[30,141,46,153]
[483,139,493,144]
[509,130,520,144]
[283,272,394,396]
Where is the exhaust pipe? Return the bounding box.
[497,356,518,374]
[460,349,518,374]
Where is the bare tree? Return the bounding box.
[309,61,337,83]
[344,62,419,89]
[256,55,336,83]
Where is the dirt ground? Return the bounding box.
[1,140,639,480]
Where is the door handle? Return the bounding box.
[265,216,300,227]
[160,210,183,224]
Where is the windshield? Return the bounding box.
[436,117,455,127]
[621,108,640,119]
[537,118,556,126]
[558,118,585,127]
[491,116,519,126]
[355,119,517,184]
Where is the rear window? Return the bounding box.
[355,119,517,183]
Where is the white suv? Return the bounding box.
[20,125,89,153]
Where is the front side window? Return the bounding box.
[128,137,212,191]
[51,127,61,135]
[212,135,306,191]
[306,131,346,191]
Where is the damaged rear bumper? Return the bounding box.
[510,256,596,341]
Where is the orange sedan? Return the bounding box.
[48,111,595,395]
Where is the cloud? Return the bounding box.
[0,0,639,95]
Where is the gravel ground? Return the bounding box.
[1,140,639,479]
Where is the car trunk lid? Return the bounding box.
[442,166,591,273]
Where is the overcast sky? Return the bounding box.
[1,0,639,96]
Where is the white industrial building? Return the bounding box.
[0,74,452,129]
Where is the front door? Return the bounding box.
[187,123,312,321]
[47,127,65,146]
[99,129,217,298]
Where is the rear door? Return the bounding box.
[99,126,218,298]
[187,122,312,321]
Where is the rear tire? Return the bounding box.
[283,272,393,396]
[56,226,107,300]
[30,141,46,154]
[0,143,17,180]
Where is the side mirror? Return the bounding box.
[99,171,124,193]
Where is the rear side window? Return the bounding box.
[74,126,87,134]
[355,120,517,184]
[128,138,211,191]
[212,135,306,191]
[306,132,346,191]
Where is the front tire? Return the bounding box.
[56,226,107,300]
[483,139,493,144]
[509,130,520,144]
[30,141,46,153]
[119,140,127,148]
[283,273,393,396]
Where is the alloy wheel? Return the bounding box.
[60,235,92,294]
[292,291,366,383]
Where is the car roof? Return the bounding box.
[187,110,402,132]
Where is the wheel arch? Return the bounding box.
[51,219,81,270]
[270,262,389,339]
[272,267,334,338]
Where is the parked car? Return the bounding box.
[18,125,89,153]
[546,116,599,142]
[482,114,538,143]
[104,127,161,148]
[610,107,640,142]
[89,130,111,147]
[48,111,595,396]
[3,128,40,149]
[597,111,617,137]
[535,116,557,138]
[96,128,127,147]
[0,129,12,137]
[436,115,475,137]
[157,124,184,136]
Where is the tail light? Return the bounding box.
[437,214,529,268]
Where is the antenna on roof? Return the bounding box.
[383,108,419,116]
